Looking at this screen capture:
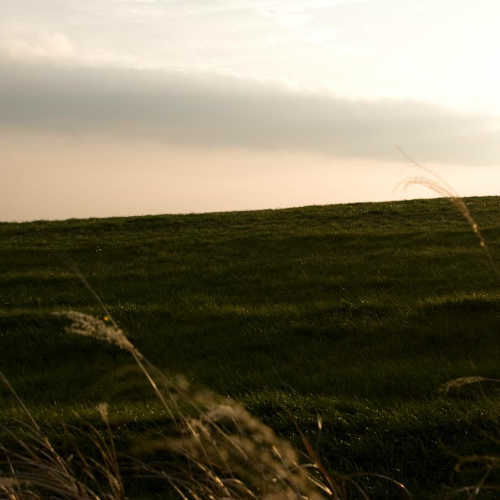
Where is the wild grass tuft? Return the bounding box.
[0,308,414,499]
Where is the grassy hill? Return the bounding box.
[1,196,500,498]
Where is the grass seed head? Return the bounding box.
[56,311,139,356]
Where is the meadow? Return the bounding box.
[1,196,499,498]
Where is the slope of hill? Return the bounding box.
[1,197,499,497]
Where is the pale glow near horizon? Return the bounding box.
[3,133,499,222]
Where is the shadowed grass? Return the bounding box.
[1,197,500,497]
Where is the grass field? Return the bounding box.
[1,196,500,498]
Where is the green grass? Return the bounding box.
[1,196,500,498]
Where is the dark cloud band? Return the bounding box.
[1,60,499,165]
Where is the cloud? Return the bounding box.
[1,60,500,165]
[0,30,75,61]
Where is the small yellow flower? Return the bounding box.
[103,315,110,322]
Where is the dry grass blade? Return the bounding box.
[293,420,343,499]
[0,373,128,499]
[0,372,97,498]
[455,455,500,472]
[447,485,500,499]
[438,376,500,395]
[347,473,412,499]
[0,374,41,434]
[448,459,498,500]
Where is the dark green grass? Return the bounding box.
[1,196,500,498]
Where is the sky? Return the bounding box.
[2,0,500,221]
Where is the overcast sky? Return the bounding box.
[2,1,500,221]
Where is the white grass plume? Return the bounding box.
[56,311,137,355]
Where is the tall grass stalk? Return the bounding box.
[397,148,500,498]
[1,303,413,499]
[396,146,497,277]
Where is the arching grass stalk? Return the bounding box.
[397,147,500,498]
[56,310,325,498]
[396,146,497,277]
